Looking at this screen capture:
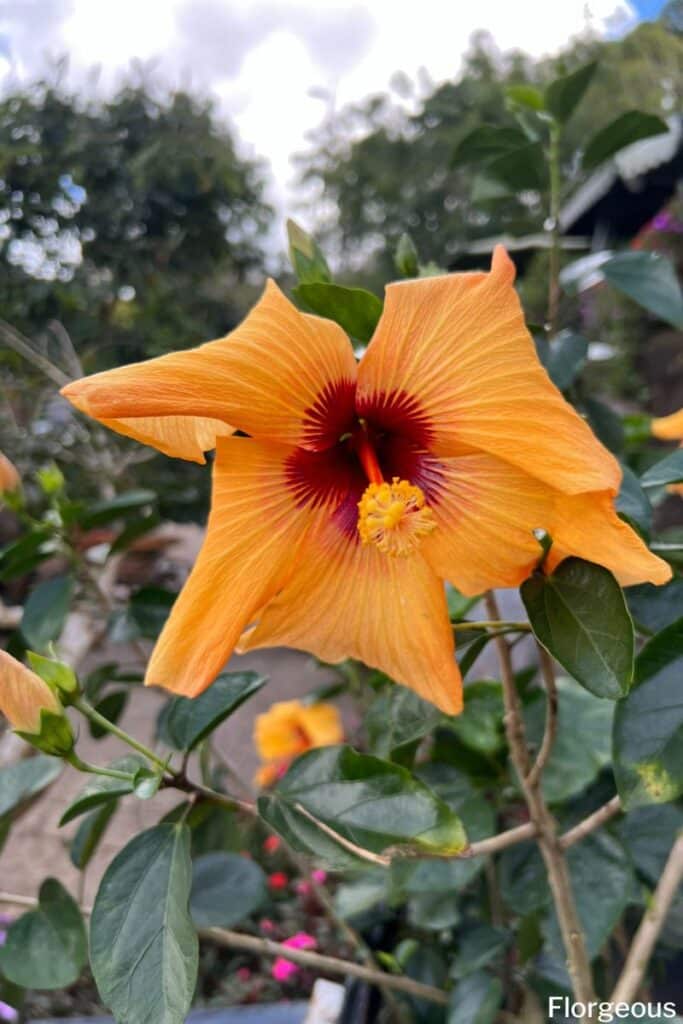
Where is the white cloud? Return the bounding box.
[0,0,638,221]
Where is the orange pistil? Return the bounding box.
[354,429,384,485]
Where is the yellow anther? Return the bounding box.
[357,477,436,557]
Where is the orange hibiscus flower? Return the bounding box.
[651,408,683,495]
[61,247,669,713]
[254,699,343,787]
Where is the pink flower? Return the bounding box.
[271,933,317,984]
[259,918,276,934]
[295,880,312,896]
[272,959,298,983]
[283,932,316,951]
[311,869,327,885]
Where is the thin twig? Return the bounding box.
[560,797,622,850]
[204,927,450,1006]
[461,822,536,857]
[611,832,683,1004]
[485,591,596,1005]
[526,644,559,788]
[0,319,71,388]
[0,893,447,1008]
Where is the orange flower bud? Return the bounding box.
[0,452,19,494]
[0,649,73,755]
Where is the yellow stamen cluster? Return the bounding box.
[357,477,436,557]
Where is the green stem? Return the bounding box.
[452,620,530,632]
[73,696,174,774]
[66,750,136,782]
[547,120,562,337]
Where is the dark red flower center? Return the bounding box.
[286,382,444,538]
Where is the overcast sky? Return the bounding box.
[0,0,652,216]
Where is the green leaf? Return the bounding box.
[20,575,74,651]
[613,617,683,808]
[483,142,546,191]
[393,768,494,894]
[78,489,156,530]
[453,125,529,165]
[69,801,118,870]
[617,465,652,535]
[258,793,367,869]
[59,756,145,825]
[628,578,683,633]
[287,218,332,284]
[545,61,597,123]
[583,110,669,169]
[293,282,382,343]
[126,585,176,639]
[158,671,266,751]
[583,395,624,454]
[603,251,683,329]
[500,841,548,915]
[190,852,266,927]
[0,879,87,989]
[448,970,503,1024]
[524,678,614,803]
[408,891,460,931]
[449,681,505,755]
[619,803,683,885]
[272,745,467,857]
[451,925,509,979]
[506,84,545,111]
[544,832,633,960]
[521,558,634,700]
[89,691,128,739]
[0,755,62,818]
[90,824,198,1024]
[0,528,56,582]
[641,449,683,489]
[634,615,683,682]
[536,330,588,390]
[365,687,443,759]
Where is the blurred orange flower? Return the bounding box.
[651,408,683,495]
[0,649,63,735]
[254,700,343,787]
[61,247,669,713]
[0,453,19,495]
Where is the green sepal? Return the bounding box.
[26,650,79,699]
[17,708,74,757]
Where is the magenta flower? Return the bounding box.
[271,932,317,983]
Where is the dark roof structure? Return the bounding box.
[560,115,683,243]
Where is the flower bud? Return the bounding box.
[394,233,419,278]
[0,453,20,496]
[0,650,74,756]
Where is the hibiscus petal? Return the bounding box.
[239,521,463,715]
[145,437,320,696]
[547,490,672,587]
[99,415,233,463]
[62,280,357,459]
[651,408,683,441]
[357,246,620,495]
[422,454,553,595]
